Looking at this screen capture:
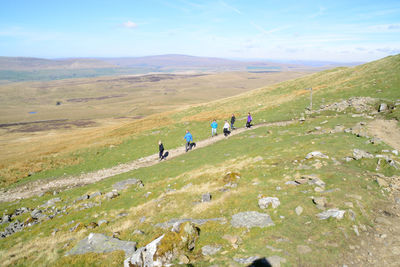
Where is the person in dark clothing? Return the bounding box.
[158,140,164,161]
[230,114,236,130]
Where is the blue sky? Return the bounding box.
[1,0,400,62]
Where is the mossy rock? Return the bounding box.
[223,172,241,183]
[156,222,200,259]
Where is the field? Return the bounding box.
[0,55,399,266]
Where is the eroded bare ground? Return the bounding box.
[0,120,294,202]
[344,119,400,266]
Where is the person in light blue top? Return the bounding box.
[211,119,218,137]
[184,130,193,152]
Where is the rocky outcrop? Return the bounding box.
[231,211,274,228]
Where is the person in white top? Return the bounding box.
[223,120,231,137]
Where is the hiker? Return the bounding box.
[246,112,253,128]
[211,119,218,137]
[223,120,231,136]
[184,130,193,152]
[158,140,164,161]
[230,114,236,130]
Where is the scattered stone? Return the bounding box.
[393,150,399,156]
[376,177,389,188]
[297,245,312,254]
[133,229,144,235]
[179,254,190,264]
[202,193,212,202]
[313,197,327,209]
[113,178,144,191]
[66,233,137,257]
[222,234,239,246]
[231,211,274,228]
[317,209,345,220]
[98,220,108,226]
[352,225,360,236]
[305,151,329,159]
[267,255,287,267]
[258,197,280,209]
[285,181,299,185]
[201,245,221,256]
[105,190,119,200]
[89,191,102,199]
[295,206,303,215]
[40,197,61,208]
[1,214,11,224]
[155,218,226,229]
[76,195,89,201]
[87,222,98,229]
[234,256,260,264]
[70,222,85,232]
[0,220,24,238]
[378,103,387,112]
[353,149,374,160]
[314,187,324,192]
[52,228,59,236]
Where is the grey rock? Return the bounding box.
[202,193,212,202]
[312,197,327,208]
[395,197,400,204]
[1,214,11,224]
[133,229,144,235]
[31,209,44,219]
[305,151,329,159]
[231,211,274,228]
[41,197,61,208]
[0,220,24,238]
[317,209,345,220]
[353,149,373,160]
[113,178,144,191]
[201,245,221,256]
[76,195,89,201]
[295,206,303,215]
[89,191,102,199]
[285,181,299,185]
[378,103,387,112]
[267,255,287,267]
[105,190,119,199]
[258,197,280,209]
[234,256,260,264]
[155,217,226,229]
[98,220,108,226]
[66,233,137,257]
[124,234,164,267]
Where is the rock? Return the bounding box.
[40,197,61,208]
[352,225,360,236]
[87,222,98,229]
[317,209,345,220]
[201,245,221,256]
[133,229,144,235]
[231,211,274,228]
[0,220,24,238]
[375,217,391,225]
[70,222,85,232]
[378,103,387,112]
[124,222,199,267]
[97,220,108,226]
[155,218,226,229]
[344,202,354,208]
[393,150,399,156]
[89,191,102,199]
[234,256,260,264]
[66,233,137,257]
[31,209,44,219]
[314,187,324,192]
[285,181,300,185]
[376,177,389,187]
[105,190,119,199]
[76,195,89,201]
[267,255,287,267]
[353,149,374,160]
[258,197,280,209]
[179,254,190,264]
[295,206,303,215]
[113,178,144,191]
[1,214,11,224]
[305,175,326,187]
[305,151,329,159]
[313,197,327,209]
[297,245,312,254]
[201,193,212,202]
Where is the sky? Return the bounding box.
[1,0,400,62]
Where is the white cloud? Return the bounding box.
[368,23,400,32]
[220,0,241,15]
[122,21,138,28]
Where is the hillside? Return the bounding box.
[0,55,399,266]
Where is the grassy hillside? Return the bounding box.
[0,55,399,266]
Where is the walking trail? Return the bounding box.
[0,120,294,202]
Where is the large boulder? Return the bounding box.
[113,178,144,191]
[66,233,137,256]
[124,222,199,267]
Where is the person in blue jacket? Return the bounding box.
[211,119,218,137]
[184,130,193,152]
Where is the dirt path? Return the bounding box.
[0,120,295,202]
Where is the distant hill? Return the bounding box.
[0,57,115,70]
